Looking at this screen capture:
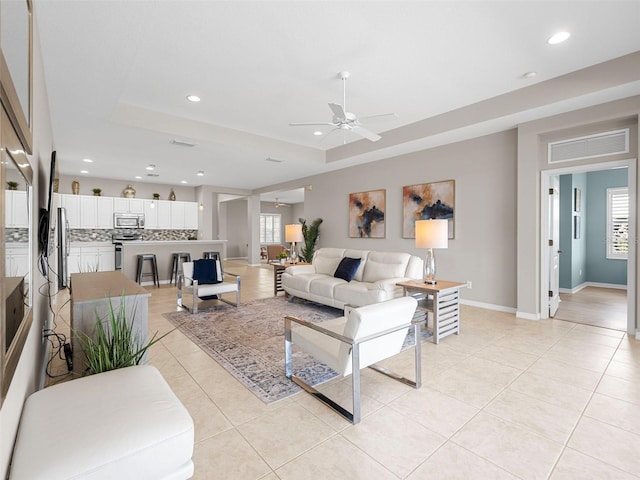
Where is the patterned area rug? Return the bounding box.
[163,297,428,404]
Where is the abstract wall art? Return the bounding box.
[348,189,386,238]
[402,180,455,239]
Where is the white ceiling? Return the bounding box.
[34,1,640,204]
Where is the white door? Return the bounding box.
[549,176,560,317]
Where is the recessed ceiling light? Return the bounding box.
[547,31,570,45]
[146,164,155,171]
[313,131,323,136]
[83,158,93,163]
[80,170,89,174]
[522,71,537,79]
[135,176,142,179]
[197,171,204,177]
[180,180,187,184]
[186,95,201,103]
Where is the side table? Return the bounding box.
[272,262,310,295]
[396,280,465,344]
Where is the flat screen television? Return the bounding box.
[39,150,57,259]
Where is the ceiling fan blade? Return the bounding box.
[328,103,346,121]
[289,121,336,126]
[358,112,398,124]
[351,125,381,142]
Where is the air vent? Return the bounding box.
[170,139,197,147]
[548,129,629,163]
[146,173,159,177]
[266,157,284,163]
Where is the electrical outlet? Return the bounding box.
[466,281,472,289]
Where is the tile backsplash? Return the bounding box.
[70,229,198,242]
[6,228,29,243]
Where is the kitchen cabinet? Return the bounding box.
[6,245,29,280]
[169,201,198,230]
[67,244,115,276]
[60,194,81,228]
[114,197,143,214]
[80,196,114,229]
[143,200,158,229]
[5,190,29,228]
[157,200,172,229]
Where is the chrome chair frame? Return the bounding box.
[284,313,421,424]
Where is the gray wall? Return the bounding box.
[0,17,55,475]
[226,198,248,257]
[302,130,518,309]
[585,168,628,285]
[559,173,588,290]
[517,97,638,324]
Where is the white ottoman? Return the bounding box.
[10,365,194,480]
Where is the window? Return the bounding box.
[260,213,281,244]
[607,187,629,259]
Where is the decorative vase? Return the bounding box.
[93,191,101,196]
[72,180,80,195]
[169,189,176,201]
[123,184,136,198]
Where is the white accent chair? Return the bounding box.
[285,296,420,424]
[177,258,240,313]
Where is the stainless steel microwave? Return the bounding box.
[114,212,145,229]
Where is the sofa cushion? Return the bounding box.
[284,273,326,293]
[363,251,411,282]
[334,282,390,306]
[313,249,344,276]
[334,257,362,282]
[309,276,346,298]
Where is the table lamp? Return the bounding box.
[415,219,448,284]
[285,224,304,264]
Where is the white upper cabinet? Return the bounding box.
[80,195,114,229]
[184,202,198,230]
[5,190,28,228]
[60,193,197,230]
[60,194,81,228]
[114,197,143,214]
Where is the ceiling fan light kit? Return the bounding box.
[289,71,397,143]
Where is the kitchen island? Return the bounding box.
[120,240,228,285]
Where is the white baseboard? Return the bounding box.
[515,311,541,321]
[460,299,516,314]
[560,281,627,294]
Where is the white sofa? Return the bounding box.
[282,248,423,308]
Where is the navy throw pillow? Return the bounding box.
[334,257,361,282]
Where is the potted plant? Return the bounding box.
[152,193,160,200]
[92,188,102,196]
[77,297,171,375]
[299,218,323,263]
[277,251,288,264]
[7,181,18,190]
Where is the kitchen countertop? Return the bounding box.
[120,240,227,245]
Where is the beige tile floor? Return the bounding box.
[47,260,640,479]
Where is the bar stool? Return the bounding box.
[170,252,191,285]
[136,254,159,288]
[203,251,220,260]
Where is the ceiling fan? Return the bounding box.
[274,198,290,208]
[289,71,397,142]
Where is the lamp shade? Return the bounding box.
[285,224,304,243]
[415,219,448,249]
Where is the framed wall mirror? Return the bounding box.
[0,0,33,153]
[1,107,33,404]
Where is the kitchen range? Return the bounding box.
[113,232,143,271]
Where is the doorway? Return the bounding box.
[541,159,636,335]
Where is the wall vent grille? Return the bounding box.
[548,129,629,164]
